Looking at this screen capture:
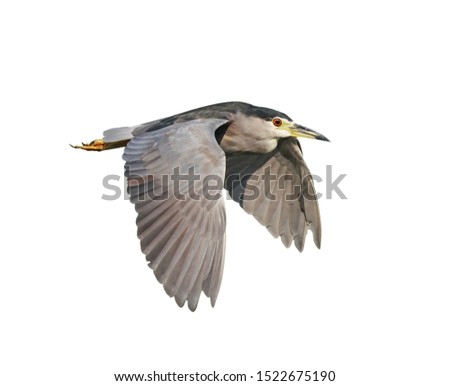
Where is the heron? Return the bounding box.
[72,101,329,311]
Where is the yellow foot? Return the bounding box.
[70,139,107,151]
[71,138,130,151]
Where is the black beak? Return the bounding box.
[291,123,330,142]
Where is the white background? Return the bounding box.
[1,1,449,385]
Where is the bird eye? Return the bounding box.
[272,117,283,127]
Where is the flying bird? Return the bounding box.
[72,102,329,311]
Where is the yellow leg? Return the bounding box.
[70,139,130,151]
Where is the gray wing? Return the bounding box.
[123,118,229,311]
[225,137,321,252]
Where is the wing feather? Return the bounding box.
[123,118,229,310]
[225,137,321,252]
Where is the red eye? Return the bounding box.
[272,117,283,127]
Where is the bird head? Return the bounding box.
[230,102,330,143]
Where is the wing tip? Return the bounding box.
[280,233,293,248]
[294,236,305,253]
[188,301,199,312]
[313,230,322,249]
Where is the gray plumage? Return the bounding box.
[123,119,227,311]
[84,101,329,311]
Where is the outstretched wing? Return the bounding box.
[123,118,229,311]
[225,137,321,252]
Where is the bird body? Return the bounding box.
[73,102,329,311]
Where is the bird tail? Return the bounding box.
[102,126,136,142]
[71,125,138,151]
